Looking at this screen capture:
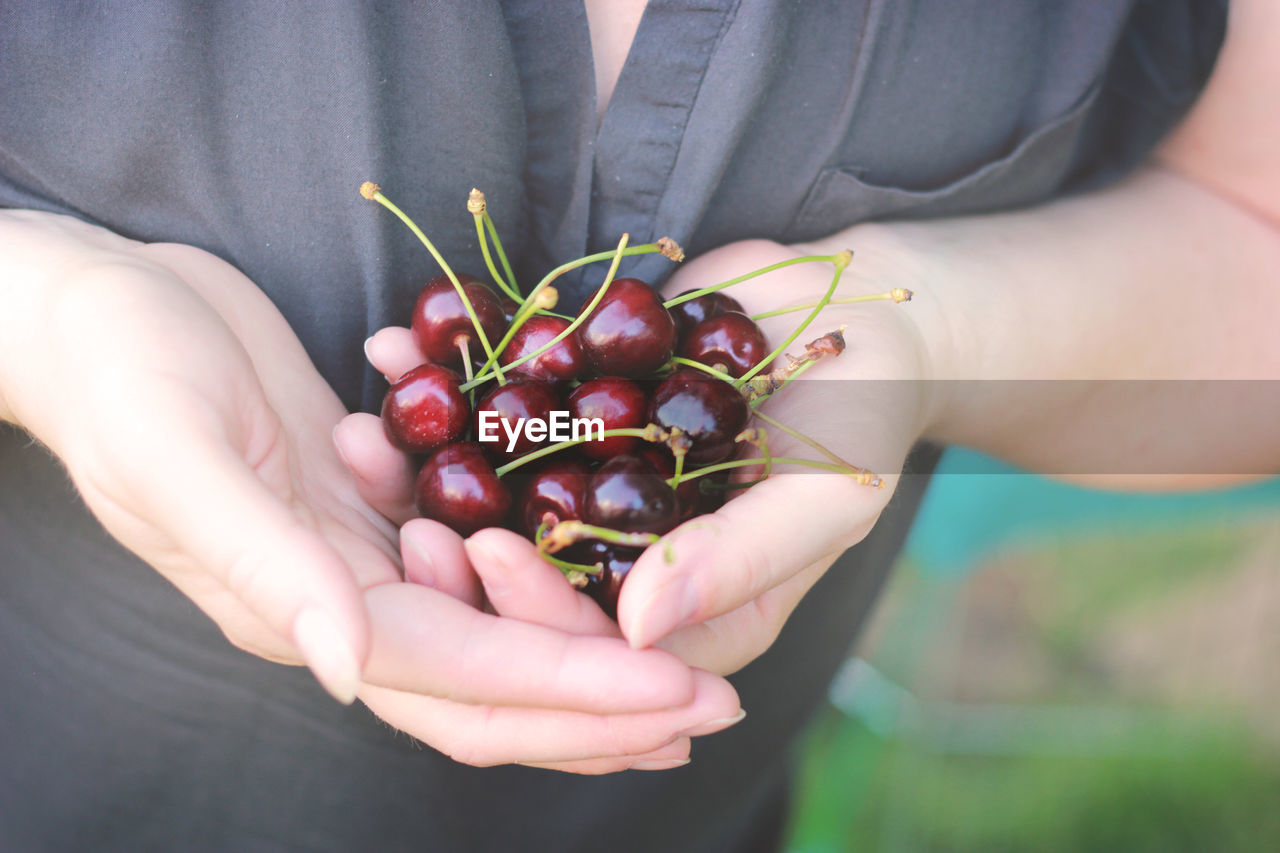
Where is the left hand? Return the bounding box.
[345,232,934,676]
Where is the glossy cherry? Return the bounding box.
[411,274,506,367]
[414,442,511,537]
[583,455,680,535]
[580,542,643,619]
[680,311,770,378]
[635,444,702,522]
[472,377,561,461]
[647,367,751,464]
[381,363,470,453]
[577,277,676,377]
[512,457,592,539]
[500,314,587,382]
[668,289,745,342]
[566,376,647,460]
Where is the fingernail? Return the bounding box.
[679,708,746,738]
[363,335,375,366]
[404,528,438,588]
[627,578,698,649]
[630,758,690,771]
[292,607,361,705]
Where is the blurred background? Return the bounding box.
[785,448,1280,852]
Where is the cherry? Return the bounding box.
[680,311,770,378]
[668,289,745,342]
[414,442,512,537]
[635,444,701,522]
[381,363,470,453]
[583,455,680,535]
[500,314,587,382]
[647,367,751,464]
[512,457,592,539]
[577,277,676,377]
[411,274,506,367]
[580,542,642,619]
[472,377,561,461]
[499,296,521,326]
[566,377,647,461]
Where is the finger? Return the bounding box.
[656,556,834,675]
[333,412,417,525]
[365,326,424,382]
[401,518,483,607]
[117,428,370,705]
[360,582,704,713]
[618,471,892,649]
[358,669,740,766]
[465,529,621,637]
[518,737,692,774]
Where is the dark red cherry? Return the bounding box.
[512,457,592,539]
[648,367,751,464]
[381,363,470,453]
[500,314,587,382]
[635,444,702,522]
[499,296,521,326]
[411,274,506,367]
[580,542,643,619]
[566,377,647,461]
[577,278,676,377]
[414,442,511,537]
[472,378,561,461]
[680,311,770,378]
[668,289,745,341]
[583,455,680,535]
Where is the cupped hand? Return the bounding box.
[2,210,737,773]
[617,237,934,672]
[347,232,934,678]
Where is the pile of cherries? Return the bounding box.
[364,183,883,617]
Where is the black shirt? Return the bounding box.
[0,2,1224,851]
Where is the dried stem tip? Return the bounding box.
[533,286,559,310]
[891,288,913,303]
[657,237,685,262]
[804,327,846,358]
[834,249,853,269]
[359,181,381,201]
[467,188,487,215]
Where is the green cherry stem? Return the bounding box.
[750,288,912,322]
[748,358,818,408]
[484,213,519,296]
[662,253,843,310]
[467,188,522,301]
[493,426,661,477]
[735,250,851,388]
[750,408,868,477]
[471,284,560,383]
[668,454,879,488]
[666,356,737,384]
[541,551,605,578]
[461,232,633,392]
[362,182,505,383]
[539,520,661,555]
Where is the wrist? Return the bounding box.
[792,222,967,443]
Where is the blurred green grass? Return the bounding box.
[786,490,1280,852]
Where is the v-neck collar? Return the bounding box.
[502,0,749,304]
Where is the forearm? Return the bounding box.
[806,165,1280,485]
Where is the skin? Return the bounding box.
[2,0,1277,775]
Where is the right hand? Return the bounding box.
[0,209,740,773]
